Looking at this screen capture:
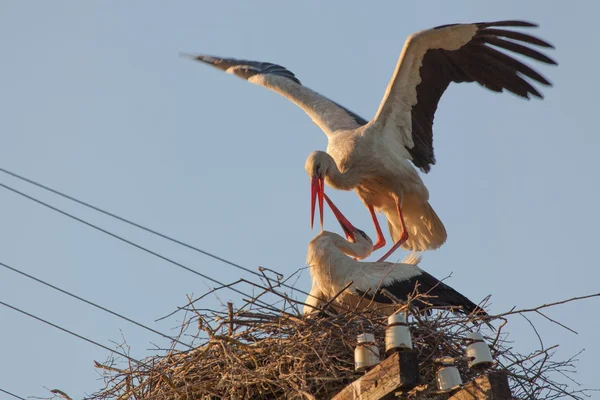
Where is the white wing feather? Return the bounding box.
[368,24,478,147]
[189,54,366,137]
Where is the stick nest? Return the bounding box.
[82,277,596,400]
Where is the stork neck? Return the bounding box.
[310,232,372,261]
[325,161,360,191]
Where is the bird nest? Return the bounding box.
[78,276,596,400]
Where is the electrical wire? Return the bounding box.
[0,260,192,349]
[0,388,26,400]
[0,182,285,314]
[0,167,309,296]
[0,299,147,366]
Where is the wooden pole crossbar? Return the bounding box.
[333,352,511,400]
[332,351,419,400]
[446,372,512,400]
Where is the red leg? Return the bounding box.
[368,205,386,251]
[376,199,408,262]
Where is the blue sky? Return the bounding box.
[1,1,598,398]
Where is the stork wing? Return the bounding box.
[186,55,368,136]
[352,263,486,316]
[368,21,557,172]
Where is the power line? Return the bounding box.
[0,299,147,368]
[0,388,26,400]
[0,182,285,314]
[0,167,309,297]
[0,299,207,392]
[0,260,192,349]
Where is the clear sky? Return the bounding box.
[0,1,598,398]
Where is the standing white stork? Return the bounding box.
[303,194,487,318]
[187,20,556,261]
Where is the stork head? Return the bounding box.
[305,151,336,230]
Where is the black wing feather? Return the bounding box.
[409,21,556,173]
[355,270,487,317]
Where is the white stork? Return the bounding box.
[303,194,487,318]
[187,20,556,261]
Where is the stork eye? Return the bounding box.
[314,163,321,176]
[357,229,369,240]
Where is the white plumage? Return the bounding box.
[303,225,487,315]
[302,204,486,318]
[303,231,421,315]
[188,20,556,261]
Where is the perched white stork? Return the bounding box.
[187,20,556,260]
[302,194,488,318]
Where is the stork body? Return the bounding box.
[302,195,486,318]
[188,20,556,259]
[303,230,485,317]
[306,134,442,255]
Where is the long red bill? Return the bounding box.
[318,176,324,230]
[310,176,325,230]
[323,193,356,240]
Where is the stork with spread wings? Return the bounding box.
[187,20,556,260]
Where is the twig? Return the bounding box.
[49,389,72,400]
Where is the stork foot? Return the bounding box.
[367,204,387,252]
[376,231,408,262]
[372,237,387,251]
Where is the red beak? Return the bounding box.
[323,193,356,241]
[310,175,325,230]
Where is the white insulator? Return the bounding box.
[385,312,413,353]
[436,362,463,392]
[354,333,380,372]
[466,332,494,369]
